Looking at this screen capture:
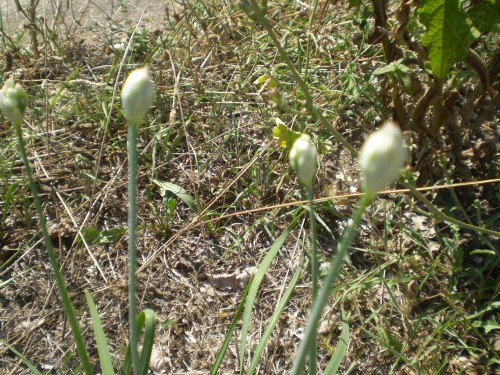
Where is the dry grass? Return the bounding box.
[0,1,498,374]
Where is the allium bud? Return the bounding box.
[121,67,154,124]
[359,120,406,196]
[0,79,27,124]
[289,134,318,187]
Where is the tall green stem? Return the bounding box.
[127,123,139,374]
[14,121,93,375]
[307,186,318,375]
[291,194,372,374]
[307,187,319,302]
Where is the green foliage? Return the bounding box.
[473,315,499,334]
[323,310,350,375]
[0,339,42,375]
[418,0,477,78]
[85,291,115,375]
[120,309,157,375]
[467,0,500,34]
[373,59,413,94]
[246,255,304,375]
[78,227,127,245]
[2,0,499,373]
[152,179,196,211]
[272,118,301,149]
[376,326,403,354]
[210,282,250,375]
[240,222,296,373]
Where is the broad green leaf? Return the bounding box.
[85,290,115,375]
[473,315,499,334]
[272,118,301,149]
[373,59,409,76]
[373,59,413,94]
[418,0,476,78]
[152,179,196,211]
[467,0,500,34]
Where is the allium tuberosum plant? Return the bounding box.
[0,80,94,374]
[291,121,406,374]
[121,66,156,375]
[0,69,157,375]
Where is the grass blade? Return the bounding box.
[323,309,349,375]
[137,309,156,374]
[239,221,297,373]
[84,290,116,375]
[0,339,43,374]
[121,309,156,375]
[210,280,252,375]
[247,255,305,375]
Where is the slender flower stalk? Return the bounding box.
[121,67,155,375]
[291,194,372,374]
[289,134,319,374]
[0,80,93,374]
[289,134,319,299]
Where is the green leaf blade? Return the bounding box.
[247,256,304,375]
[467,0,500,34]
[418,0,476,78]
[152,179,196,211]
[239,221,296,373]
[85,290,115,375]
[323,310,350,375]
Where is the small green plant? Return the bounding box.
[290,120,406,374]
[1,1,498,373]
[0,79,93,374]
[121,66,156,375]
[0,68,157,374]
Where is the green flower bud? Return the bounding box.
[289,134,318,187]
[0,79,27,124]
[121,67,155,124]
[359,120,406,196]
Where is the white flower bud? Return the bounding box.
[121,66,154,124]
[359,120,406,196]
[289,134,318,187]
[0,79,27,124]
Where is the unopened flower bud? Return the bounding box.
[359,120,406,196]
[0,79,27,124]
[121,67,154,124]
[289,134,318,187]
